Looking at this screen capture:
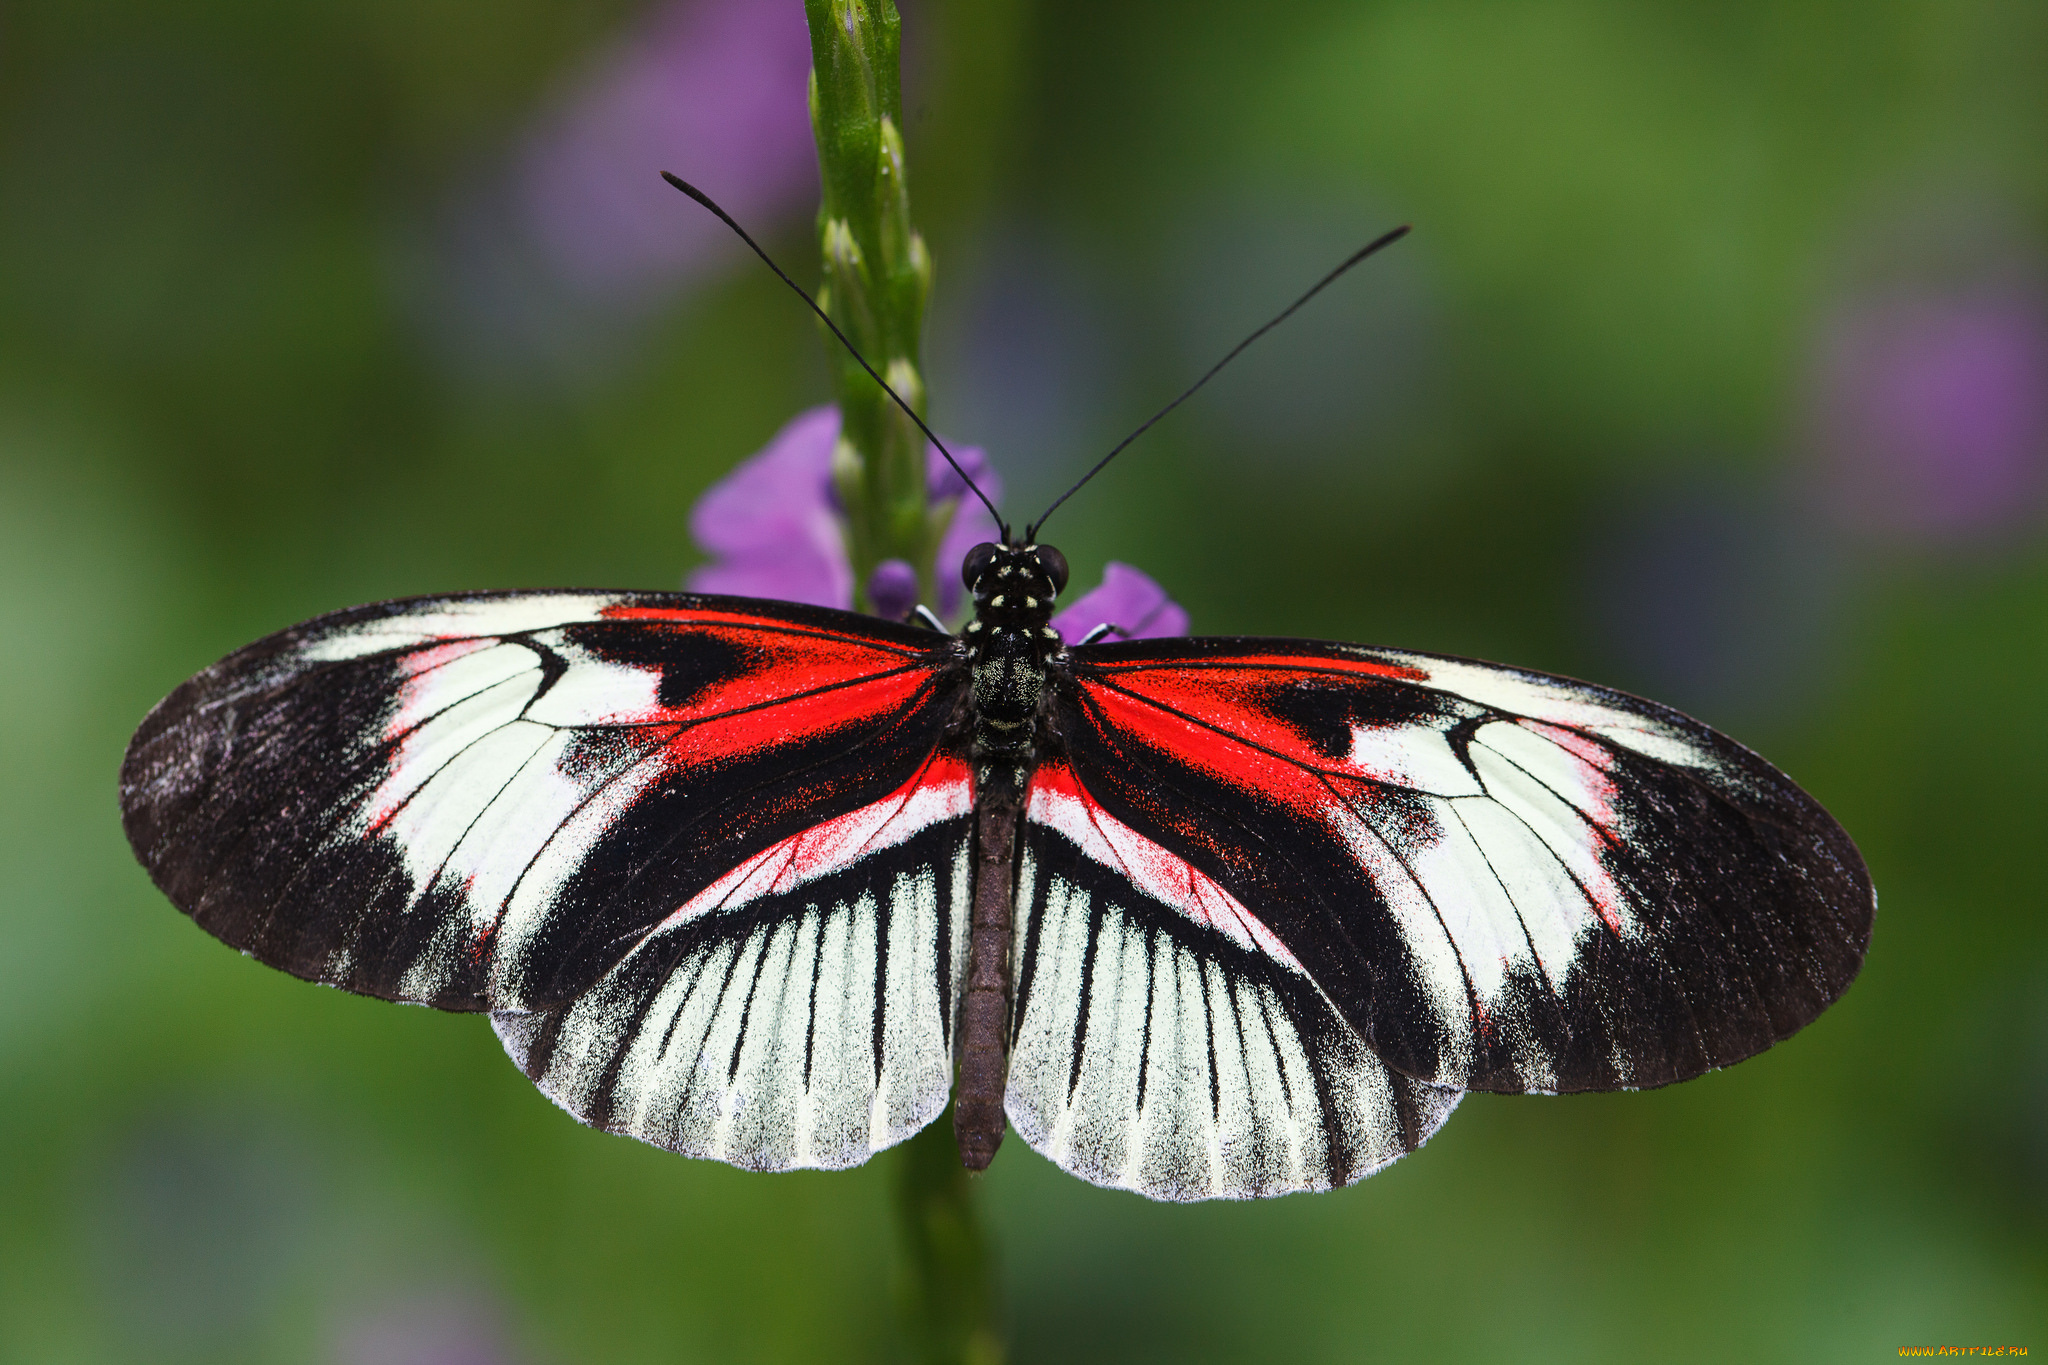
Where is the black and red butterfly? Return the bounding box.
[118,183,1872,1203]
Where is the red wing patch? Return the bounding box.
[1023,760,1302,973]
[657,752,974,934]
[1053,638,1873,1097]
[121,590,968,1015]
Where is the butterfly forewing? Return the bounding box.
[1051,636,1873,1095]
[120,590,966,1014]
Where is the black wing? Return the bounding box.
[121,589,971,1014]
[123,589,983,1170]
[1038,636,1871,1098]
[1006,757,1462,1201]
[492,742,978,1172]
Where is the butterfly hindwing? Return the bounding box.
[493,753,975,1172]
[1005,759,1462,1201]
[1052,637,1873,1095]
[120,590,965,1014]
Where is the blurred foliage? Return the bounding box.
[2,0,2045,1361]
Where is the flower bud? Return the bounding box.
[866,559,920,622]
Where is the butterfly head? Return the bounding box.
[962,540,1068,628]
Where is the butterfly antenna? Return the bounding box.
[663,172,1006,535]
[1026,223,1412,540]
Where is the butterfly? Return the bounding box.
[117,183,1873,1203]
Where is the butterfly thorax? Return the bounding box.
[960,540,1068,765]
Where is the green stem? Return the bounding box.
[805,0,949,612]
[805,6,1004,1358]
[894,1110,1005,1365]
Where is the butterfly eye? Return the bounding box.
[962,542,998,589]
[1037,545,1069,593]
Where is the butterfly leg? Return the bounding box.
[955,763,1026,1169]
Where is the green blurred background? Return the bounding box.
[3,0,2045,1360]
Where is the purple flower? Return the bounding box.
[516,0,816,300]
[687,407,852,608]
[1051,562,1189,641]
[1808,282,2048,544]
[928,454,1006,616]
[414,0,817,381]
[689,405,1186,636]
[688,406,1001,615]
[929,443,997,502]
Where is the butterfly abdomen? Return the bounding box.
[955,763,1026,1169]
